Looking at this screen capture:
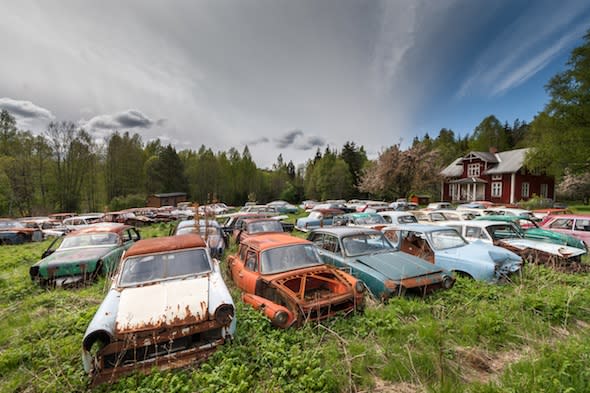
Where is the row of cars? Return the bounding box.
[19,202,590,384]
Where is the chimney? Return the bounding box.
[489,146,498,154]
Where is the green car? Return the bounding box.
[29,223,141,287]
[308,227,454,300]
[475,215,586,251]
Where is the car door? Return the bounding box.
[230,246,259,294]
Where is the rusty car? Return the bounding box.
[234,217,289,244]
[29,223,140,287]
[170,219,227,258]
[0,218,43,244]
[82,234,236,384]
[308,227,455,300]
[228,233,364,328]
[382,224,522,282]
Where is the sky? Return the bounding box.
[1,0,590,169]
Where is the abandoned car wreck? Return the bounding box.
[82,234,236,384]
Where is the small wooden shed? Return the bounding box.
[146,192,188,208]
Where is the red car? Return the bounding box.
[228,233,365,327]
[540,214,590,248]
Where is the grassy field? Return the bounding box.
[1,221,590,392]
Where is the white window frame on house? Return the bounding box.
[467,163,480,177]
[491,182,502,197]
[540,183,548,198]
[491,175,502,181]
[522,182,530,198]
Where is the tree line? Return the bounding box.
[1,30,589,216]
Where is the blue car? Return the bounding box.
[382,224,522,282]
[295,208,344,232]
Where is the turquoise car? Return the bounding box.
[475,215,586,251]
[29,223,140,287]
[308,227,454,300]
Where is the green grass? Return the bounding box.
[2,220,590,392]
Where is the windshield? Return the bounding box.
[60,233,119,248]
[119,248,211,286]
[247,220,283,233]
[260,244,322,274]
[429,229,467,250]
[342,233,394,256]
[353,214,386,225]
[487,224,523,240]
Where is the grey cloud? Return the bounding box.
[0,97,55,120]
[244,136,269,146]
[275,129,304,148]
[297,136,325,150]
[85,109,154,130]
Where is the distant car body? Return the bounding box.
[29,223,140,287]
[425,202,453,210]
[378,211,418,225]
[332,212,388,230]
[443,220,587,266]
[0,219,43,244]
[235,218,286,244]
[308,227,454,300]
[82,234,235,384]
[228,233,364,328]
[171,219,226,258]
[475,215,586,250]
[19,217,68,239]
[63,214,104,231]
[266,200,299,214]
[382,224,522,282]
[540,214,590,248]
[295,208,343,232]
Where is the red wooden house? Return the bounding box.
[440,148,555,204]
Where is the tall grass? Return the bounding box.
[1,222,590,392]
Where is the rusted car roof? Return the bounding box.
[126,234,207,257]
[242,233,307,251]
[70,223,132,235]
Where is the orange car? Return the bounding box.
[228,233,365,327]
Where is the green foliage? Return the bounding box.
[1,230,590,392]
[527,29,590,178]
[468,115,510,152]
[109,193,147,211]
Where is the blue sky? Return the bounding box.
[0,0,589,168]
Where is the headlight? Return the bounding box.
[214,304,234,325]
[273,310,289,326]
[29,265,40,280]
[354,280,365,293]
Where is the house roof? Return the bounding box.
[484,148,529,174]
[440,148,530,177]
[440,158,463,177]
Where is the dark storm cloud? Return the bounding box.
[275,129,304,148]
[85,109,154,130]
[244,136,269,146]
[298,136,325,150]
[0,98,54,120]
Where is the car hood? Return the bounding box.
[115,276,210,335]
[500,239,585,258]
[41,246,115,265]
[354,251,444,280]
[524,228,585,249]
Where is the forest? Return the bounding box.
[1,31,589,217]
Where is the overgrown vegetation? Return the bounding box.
[1,223,590,392]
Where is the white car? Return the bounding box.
[442,220,586,265]
[378,211,418,225]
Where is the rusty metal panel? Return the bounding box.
[115,277,209,334]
